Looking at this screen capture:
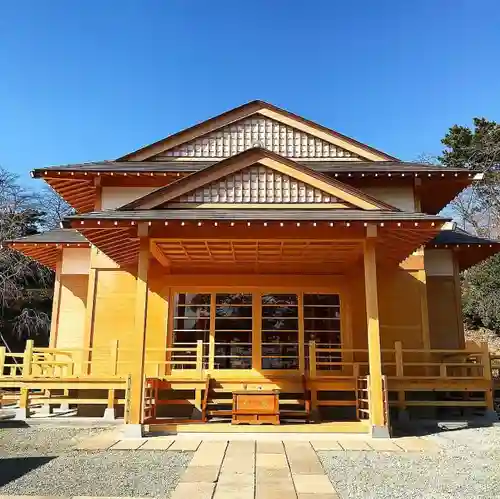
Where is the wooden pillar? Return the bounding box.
[252,291,262,370]
[417,267,431,350]
[209,293,216,370]
[49,250,63,348]
[83,247,99,374]
[128,223,150,427]
[298,292,305,375]
[363,231,389,437]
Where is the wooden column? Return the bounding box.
[128,223,150,426]
[298,292,305,375]
[252,291,262,370]
[363,230,389,437]
[49,250,63,348]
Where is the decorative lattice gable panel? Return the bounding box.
[154,115,359,160]
[170,165,346,204]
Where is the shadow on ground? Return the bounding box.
[0,457,55,487]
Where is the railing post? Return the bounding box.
[309,341,317,378]
[110,340,119,376]
[0,346,5,376]
[15,387,30,420]
[22,340,34,377]
[481,341,495,416]
[394,341,406,417]
[439,364,447,378]
[196,340,203,379]
[394,341,404,378]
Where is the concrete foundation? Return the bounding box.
[102,408,116,421]
[371,424,391,438]
[122,424,143,438]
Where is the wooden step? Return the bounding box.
[280,410,309,417]
[207,409,233,417]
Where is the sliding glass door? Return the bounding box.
[170,290,341,373]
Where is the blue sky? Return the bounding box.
[1,0,499,181]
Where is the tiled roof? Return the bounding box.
[4,228,87,245]
[32,160,476,175]
[62,209,446,225]
[430,228,499,246]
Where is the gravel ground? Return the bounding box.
[319,426,500,499]
[0,426,192,498]
[0,450,191,497]
[0,425,107,457]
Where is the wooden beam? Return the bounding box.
[94,177,102,211]
[128,223,149,425]
[363,237,387,433]
[150,241,171,269]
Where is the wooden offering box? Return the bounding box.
[232,390,280,425]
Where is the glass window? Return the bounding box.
[172,293,210,369]
[304,294,341,370]
[214,293,252,369]
[262,294,299,369]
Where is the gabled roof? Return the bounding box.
[117,100,399,162]
[4,228,87,245]
[428,226,500,270]
[3,228,89,270]
[119,148,399,211]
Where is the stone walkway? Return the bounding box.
[74,433,439,499]
[0,433,438,499]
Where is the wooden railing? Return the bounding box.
[307,341,491,380]
[308,342,369,378]
[1,340,496,382]
[1,339,498,422]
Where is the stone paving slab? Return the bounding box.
[256,467,293,482]
[256,440,284,454]
[367,439,404,451]
[189,441,227,466]
[394,437,439,452]
[218,472,254,486]
[310,441,343,451]
[169,482,216,499]
[337,439,372,451]
[293,474,336,495]
[213,483,254,499]
[180,465,221,483]
[139,437,175,450]
[297,494,340,499]
[225,440,255,454]
[255,480,297,499]
[256,453,289,468]
[220,455,255,474]
[109,438,146,450]
[168,438,202,451]
[76,438,118,450]
[287,457,324,475]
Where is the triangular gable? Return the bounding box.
[170,164,352,207]
[152,114,359,161]
[120,148,400,211]
[118,100,398,162]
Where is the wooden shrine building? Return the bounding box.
[3,101,500,437]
